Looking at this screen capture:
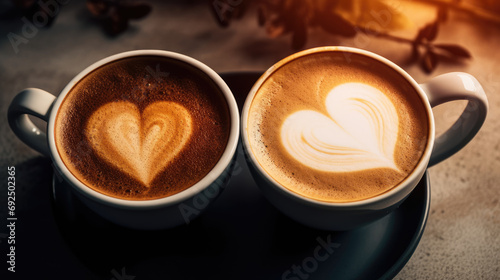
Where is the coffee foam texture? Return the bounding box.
[85,101,193,187]
[247,52,429,203]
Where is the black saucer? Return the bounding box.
[48,72,430,280]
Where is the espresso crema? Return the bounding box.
[55,56,231,200]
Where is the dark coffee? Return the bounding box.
[55,56,231,200]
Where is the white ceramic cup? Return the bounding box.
[8,50,240,230]
[241,47,488,231]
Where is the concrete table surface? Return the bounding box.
[0,1,499,279]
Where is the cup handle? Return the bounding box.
[8,88,56,157]
[419,72,488,166]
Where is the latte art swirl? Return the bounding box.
[247,51,429,202]
[86,101,193,186]
[281,83,400,172]
[55,56,231,200]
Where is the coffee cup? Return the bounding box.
[241,46,488,231]
[8,50,240,230]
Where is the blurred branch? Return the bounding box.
[361,19,471,73]
[209,0,474,73]
[87,0,152,36]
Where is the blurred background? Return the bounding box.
[1,0,499,279]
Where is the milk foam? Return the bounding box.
[281,83,399,172]
[86,101,192,186]
[247,52,429,202]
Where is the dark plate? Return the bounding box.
[1,72,430,280]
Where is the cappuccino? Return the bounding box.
[247,51,429,203]
[55,56,231,200]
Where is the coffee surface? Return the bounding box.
[56,56,230,200]
[247,51,429,202]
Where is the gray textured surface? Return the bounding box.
[0,1,499,279]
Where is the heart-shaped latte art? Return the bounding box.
[281,83,400,172]
[86,101,192,186]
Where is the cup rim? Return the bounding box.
[241,46,435,208]
[47,49,240,209]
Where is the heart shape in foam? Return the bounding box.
[86,101,192,186]
[281,83,400,172]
